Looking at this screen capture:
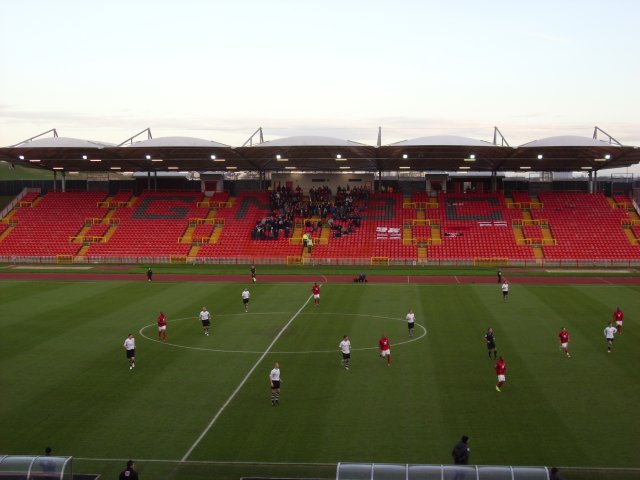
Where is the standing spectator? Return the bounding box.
[250,265,257,283]
[501,280,509,302]
[199,306,211,336]
[497,269,503,283]
[451,435,470,464]
[119,460,139,480]
[157,312,167,342]
[123,334,136,370]
[269,362,281,406]
[495,356,507,392]
[379,334,391,366]
[146,268,153,282]
[307,237,313,254]
[406,310,415,337]
[339,335,351,370]
[311,283,320,306]
[302,232,309,249]
[484,328,497,359]
[604,322,618,353]
[558,327,570,358]
[40,447,56,476]
[613,307,624,334]
[242,288,250,312]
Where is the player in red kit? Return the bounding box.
[613,307,624,334]
[379,335,391,365]
[494,356,506,392]
[157,312,167,341]
[311,283,320,306]
[558,327,570,358]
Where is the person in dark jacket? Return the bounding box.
[451,435,470,464]
[119,460,139,479]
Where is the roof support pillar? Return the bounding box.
[61,171,66,193]
[588,171,594,193]
[378,169,382,192]
[53,171,57,192]
[491,170,497,193]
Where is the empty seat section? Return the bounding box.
[428,192,535,260]
[533,192,639,260]
[0,191,108,257]
[86,192,207,259]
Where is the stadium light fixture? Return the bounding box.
[276,155,288,162]
[90,158,102,162]
[82,155,88,160]
[399,166,410,170]
[29,159,41,163]
[18,155,25,160]
[151,158,163,162]
[464,157,476,162]
[458,166,470,170]
[68,171,80,175]
[537,154,544,160]
[336,154,347,161]
[210,154,216,160]
[402,154,408,159]
[605,154,611,160]
[53,167,64,170]
[167,166,179,170]
[284,166,297,170]
[520,166,531,170]
[145,154,152,160]
[226,166,237,170]
[110,166,121,170]
[339,166,350,170]
[581,166,593,170]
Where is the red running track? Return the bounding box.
[0,272,639,284]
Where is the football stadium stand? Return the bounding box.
[0,188,638,264]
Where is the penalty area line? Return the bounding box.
[180,293,314,462]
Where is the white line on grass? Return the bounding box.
[454,275,460,284]
[180,293,314,462]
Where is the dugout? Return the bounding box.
[0,454,72,479]
[336,462,551,480]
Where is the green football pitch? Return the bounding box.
[1,279,639,479]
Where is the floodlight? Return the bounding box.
[537,154,543,160]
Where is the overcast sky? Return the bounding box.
[1,0,638,171]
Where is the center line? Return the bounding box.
[181,293,314,462]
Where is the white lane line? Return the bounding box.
[180,294,313,462]
[454,275,460,284]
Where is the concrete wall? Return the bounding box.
[271,173,375,193]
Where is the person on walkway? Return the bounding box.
[119,460,139,480]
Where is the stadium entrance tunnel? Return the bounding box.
[336,462,551,480]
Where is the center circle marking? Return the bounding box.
[139,312,427,354]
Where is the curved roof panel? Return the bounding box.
[13,137,114,148]
[519,136,618,148]
[124,136,229,148]
[254,135,370,147]
[389,135,497,147]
